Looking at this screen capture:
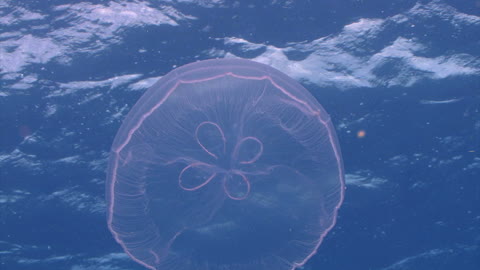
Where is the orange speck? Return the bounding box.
[357,130,366,138]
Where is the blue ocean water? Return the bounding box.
[1,0,479,270]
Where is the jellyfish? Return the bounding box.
[106,58,345,270]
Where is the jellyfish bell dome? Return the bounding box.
[106,58,345,270]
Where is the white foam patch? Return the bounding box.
[0,34,62,74]
[380,245,477,270]
[71,252,131,270]
[420,98,462,105]
[86,253,130,264]
[9,74,38,90]
[175,0,227,8]
[47,74,142,97]
[0,148,42,173]
[218,1,479,89]
[224,37,266,51]
[0,190,31,204]
[129,75,163,91]
[42,187,105,214]
[0,5,45,25]
[345,171,387,189]
[466,157,480,170]
[0,1,195,76]
[406,0,480,26]
[18,255,75,264]
[49,1,195,61]
[54,155,82,164]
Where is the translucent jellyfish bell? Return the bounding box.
[106,58,345,270]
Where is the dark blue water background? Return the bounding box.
[1,0,479,269]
